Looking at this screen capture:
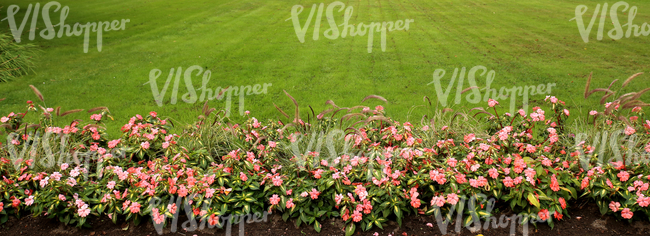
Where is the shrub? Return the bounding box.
[0,32,39,83]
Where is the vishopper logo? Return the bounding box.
[427,65,556,115]
[573,128,650,170]
[571,1,650,43]
[5,131,127,180]
[288,1,414,53]
[431,193,558,236]
[148,195,270,236]
[1,1,130,53]
[146,65,272,117]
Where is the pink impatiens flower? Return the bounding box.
[130,202,141,213]
[352,210,363,222]
[488,99,499,107]
[272,176,283,186]
[638,196,650,207]
[107,181,116,189]
[618,171,630,182]
[335,194,344,205]
[270,194,280,205]
[430,196,445,207]
[621,208,633,219]
[286,198,295,208]
[78,204,90,218]
[309,188,320,199]
[240,172,248,181]
[609,201,621,212]
[25,196,34,206]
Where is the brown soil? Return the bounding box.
[1,201,649,236]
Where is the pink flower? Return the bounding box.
[621,208,633,219]
[301,192,308,198]
[60,163,69,170]
[240,172,248,182]
[488,168,499,179]
[272,176,283,186]
[638,197,650,207]
[447,158,457,167]
[352,210,363,222]
[464,134,476,143]
[526,144,536,153]
[286,198,295,208]
[153,209,165,224]
[488,99,499,107]
[25,196,34,206]
[205,188,216,198]
[313,169,324,179]
[149,111,157,117]
[78,204,90,218]
[355,185,368,201]
[446,193,459,205]
[550,175,560,192]
[430,196,445,207]
[107,181,116,189]
[66,178,76,187]
[335,194,344,205]
[207,214,218,226]
[90,114,102,121]
[270,194,280,205]
[40,177,49,188]
[618,171,630,182]
[559,197,566,209]
[625,126,636,136]
[581,177,590,189]
[58,194,66,201]
[141,142,150,150]
[538,209,549,221]
[11,198,20,208]
[503,177,515,188]
[130,202,141,213]
[609,201,621,212]
[309,188,320,199]
[108,139,120,149]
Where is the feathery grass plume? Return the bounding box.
[59,109,84,117]
[273,103,290,120]
[29,85,44,102]
[461,86,480,94]
[0,32,39,82]
[283,90,300,124]
[87,107,109,113]
[622,72,644,88]
[361,95,388,103]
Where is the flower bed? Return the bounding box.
[1,82,650,235]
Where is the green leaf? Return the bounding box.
[464,215,473,227]
[282,212,290,222]
[598,201,608,215]
[314,220,321,232]
[527,193,540,208]
[345,223,356,236]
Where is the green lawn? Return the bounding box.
[1,0,649,137]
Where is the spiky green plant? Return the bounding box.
[0,31,39,82]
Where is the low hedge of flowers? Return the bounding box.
[1,87,650,235]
